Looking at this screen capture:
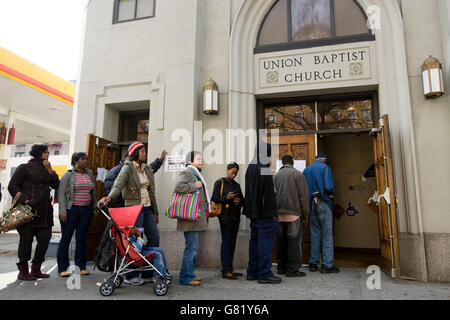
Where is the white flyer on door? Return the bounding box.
[276,160,306,173]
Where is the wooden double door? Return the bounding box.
[267,116,399,277]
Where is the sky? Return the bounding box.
[0,0,88,81]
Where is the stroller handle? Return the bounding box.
[99,205,112,220]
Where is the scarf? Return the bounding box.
[187,165,211,215]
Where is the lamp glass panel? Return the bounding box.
[213,90,218,111]
[430,68,442,92]
[422,70,431,95]
[204,90,212,110]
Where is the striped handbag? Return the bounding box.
[165,191,201,221]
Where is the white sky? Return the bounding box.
[0,0,88,81]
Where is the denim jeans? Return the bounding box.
[129,206,159,280]
[57,205,93,273]
[135,206,159,248]
[219,217,240,275]
[247,218,278,280]
[309,201,334,268]
[179,231,201,285]
[142,247,167,279]
[276,218,302,273]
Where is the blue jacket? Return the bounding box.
[303,160,334,210]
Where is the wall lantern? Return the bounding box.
[203,78,219,114]
[422,55,445,98]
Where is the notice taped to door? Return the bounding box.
[165,155,186,172]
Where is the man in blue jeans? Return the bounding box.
[244,141,281,284]
[303,154,340,274]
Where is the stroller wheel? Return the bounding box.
[109,275,123,288]
[100,280,115,296]
[153,279,168,296]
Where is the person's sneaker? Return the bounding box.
[320,266,340,274]
[59,271,71,278]
[124,277,145,286]
[309,263,318,272]
[80,270,90,276]
[286,271,306,277]
[258,276,282,284]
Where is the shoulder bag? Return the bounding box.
[0,192,37,232]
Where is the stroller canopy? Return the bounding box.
[108,204,143,236]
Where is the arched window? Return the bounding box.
[256,0,374,53]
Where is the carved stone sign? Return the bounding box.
[257,46,372,89]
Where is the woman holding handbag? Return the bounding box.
[175,151,210,286]
[8,144,60,281]
[211,162,244,280]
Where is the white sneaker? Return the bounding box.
[124,277,144,286]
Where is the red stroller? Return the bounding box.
[98,204,171,297]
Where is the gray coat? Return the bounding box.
[273,165,310,219]
[175,168,208,232]
[58,169,97,214]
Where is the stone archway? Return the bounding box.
[229,0,427,280]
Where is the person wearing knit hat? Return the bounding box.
[98,141,162,285]
[128,142,145,159]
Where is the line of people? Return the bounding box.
[8,141,339,286]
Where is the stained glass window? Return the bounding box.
[256,0,373,52]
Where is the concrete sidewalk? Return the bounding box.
[0,232,449,300]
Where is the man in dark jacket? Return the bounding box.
[103,149,167,207]
[244,141,280,284]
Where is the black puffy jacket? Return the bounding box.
[243,142,277,220]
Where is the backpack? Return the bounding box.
[93,220,116,272]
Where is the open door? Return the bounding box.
[85,134,120,260]
[268,134,316,264]
[372,115,400,278]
